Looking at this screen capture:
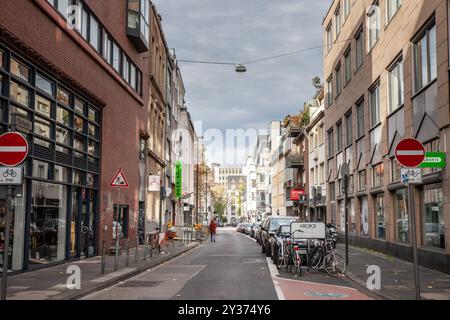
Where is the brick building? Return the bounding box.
[323,0,450,273]
[0,0,150,272]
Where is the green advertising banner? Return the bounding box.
[175,161,182,199]
[419,152,446,169]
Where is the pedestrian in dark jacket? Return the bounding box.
[209,219,217,242]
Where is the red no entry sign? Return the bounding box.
[395,138,425,168]
[0,132,29,167]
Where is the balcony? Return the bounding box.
[127,0,150,53]
[285,152,304,168]
[283,115,303,138]
[309,195,327,207]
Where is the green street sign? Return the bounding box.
[175,161,182,199]
[419,152,446,169]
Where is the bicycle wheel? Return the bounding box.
[324,252,346,277]
[276,246,284,270]
[294,251,302,276]
[161,239,175,254]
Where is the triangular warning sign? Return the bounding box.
[110,169,129,188]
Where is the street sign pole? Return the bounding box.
[114,187,121,272]
[408,182,421,300]
[1,186,13,300]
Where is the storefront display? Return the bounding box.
[375,194,385,240]
[395,188,409,243]
[360,196,369,237]
[422,185,445,250]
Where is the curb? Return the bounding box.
[343,269,393,301]
[56,242,203,300]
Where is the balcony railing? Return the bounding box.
[285,152,304,168]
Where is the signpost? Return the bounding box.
[395,138,426,300]
[0,132,29,300]
[419,152,446,169]
[110,169,129,271]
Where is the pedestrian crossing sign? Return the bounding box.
[110,168,129,188]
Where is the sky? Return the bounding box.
[153,0,332,165]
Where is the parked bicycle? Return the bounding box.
[160,228,176,254]
[307,239,347,277]
[147,229,160,257]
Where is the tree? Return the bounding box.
[211,184,227,219]
[312,76,322,91]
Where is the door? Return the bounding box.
[72,187,95,258]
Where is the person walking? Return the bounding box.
[209,219,217,242]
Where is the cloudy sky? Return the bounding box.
[153,0,332,165]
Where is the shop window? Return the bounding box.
[10,81,30,107]
[422,186,445,250]
[360,196,369,237]
[113,205,129,239]
[54,165,69,182]
[35,95,52,118]
[34,117,52,140]
[56,126,70,145]
[56,106,70,126]
[372,163,384,187]
[10,57,30,82]
[395,188,409,243]
[36,73,54,97]
[375,194,386,239]
[57,88,70,106]
[30,181,67,264]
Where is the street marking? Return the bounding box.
[266,257,285,300]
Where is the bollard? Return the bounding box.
[101,240,106,274]
[135,231,139,263]
[126,239,130,267]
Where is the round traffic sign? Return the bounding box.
[395,138,425,168]
[0,132,29,167]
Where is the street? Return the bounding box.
[83,228,372,300]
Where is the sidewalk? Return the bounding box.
[336,244,450,300]
[1,241,202,300]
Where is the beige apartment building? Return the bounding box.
[323,0,450,273]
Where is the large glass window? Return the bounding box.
[10,57,30,82]
[34,117,51,140]
[113,205,129,239]
[30,181,67,264]
[35,95,52,118]
[395,188,409,243]
[36,73,55,97]
[10,81,30,107]
[370,83,380,127]
[375,194,386,239]
[422,186,445,250]
[414,22,437,92]
[388,57,404,113]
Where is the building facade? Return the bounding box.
[323,0,450,273]
[0,0,149,271]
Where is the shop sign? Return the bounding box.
[0,167,23,185]
[175,161,182,199]
[290,188,305,201]
[148,175,160,192]
[419,152,446,169]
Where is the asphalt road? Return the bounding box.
[83,227,372,300]
[83,227,278,300]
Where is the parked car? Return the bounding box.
[244,223,253,235]
[236,223,244,233]
[260,216,299,258]
[251,222,261,238]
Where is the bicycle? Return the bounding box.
[307,239,347,277]
[147,230,160,257]
[281,240,302,276]
[160,229,176,254]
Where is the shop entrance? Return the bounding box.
[70,187,95,259]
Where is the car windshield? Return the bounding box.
[279,225,290,234]
[270,218,296,231]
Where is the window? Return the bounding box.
[0,74,3,96]
[356,99,365,137]
[74,99,84,114]
[74,135,84,152]
[391,158,401,182]
[335,63,342,96]
[318,125,324,145]
[358,170,367,191]
[57,106,70,126]
[113,205,129,239]
[34,117,51,140]
[127,0,150,51]
[89,15,100,52]
[103,32,112,63]
[88,124,99,138]
[139,137,146,160]
[80,5,88,39]
[413,22,437,92]
[57,88,70,106]
[334,5,341,39]
[343,0,351,20]
[112,42,120,72]
[345,112,353,147]
[395,188,409,243]
[11,57,30,82]
[88,107,99,123]
[88,140,98,156]
[336,122,343,152]
[327,76,333,107]
[372,162,384,187]
[360,196,369,236]
[122,57,130,83]
[56,126,70,145]
[57,0,70,19]
[73,170,84,185]
[375,194,386,239]
[327,129,334,157]
[74,116,84,133]
[369,83,380,127]
[130,64,137,90]
[36,73,55,97]
[0,50,3,69]
[319,163,325,184]
[388,57,404,113]
[367,2,380,51]
[422,186,445,250]
[344,47,352,83]
[326,23,333,53]
[10,81,29,107]
[355,27,364,69]
[33,160,50,179]
[387,0,402,22]
[54,165,69,182]
[35,95,52,118]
